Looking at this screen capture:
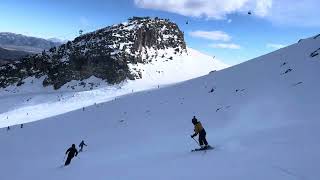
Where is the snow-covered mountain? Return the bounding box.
[0,33,319,180]
[0,17,227,127]
[0,17,226,91]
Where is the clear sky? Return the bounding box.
[0,0,319,65]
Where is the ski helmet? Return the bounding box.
[192,116,197,124]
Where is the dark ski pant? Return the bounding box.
[199,130,208,146]
[65,155,74,166]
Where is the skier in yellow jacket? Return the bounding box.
[191,116,210,149]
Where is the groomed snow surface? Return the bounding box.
[1,36,320,180]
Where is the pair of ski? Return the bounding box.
[191,145,214,152]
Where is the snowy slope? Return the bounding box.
[0,35,320,180]
[0,17,228,126]
[0,47,227,127]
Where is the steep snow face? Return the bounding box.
[128,47,227,86]
[0,47,227,127]
[0,35,319,180]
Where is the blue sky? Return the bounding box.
[0,0,319,65]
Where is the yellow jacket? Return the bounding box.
[194,122,204,134]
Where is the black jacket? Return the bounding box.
[66,147,78,157]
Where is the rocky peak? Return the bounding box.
[0,17,187,90]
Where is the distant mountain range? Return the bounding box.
[0,32,63,64]
[0,32,62,53]
[47,38,67,44]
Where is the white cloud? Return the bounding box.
[264,0,320,27]
[255,0,272,16]
[189,31,231,41]
[227,19,232,23]
[210,43,241,49]
[134,0,320,27]
[266,43,285,49]
[134,0,271,19]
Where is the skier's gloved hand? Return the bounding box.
[191,135,195,138]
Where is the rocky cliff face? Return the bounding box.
[0,17,186,89]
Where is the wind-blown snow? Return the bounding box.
[0,35,319,180]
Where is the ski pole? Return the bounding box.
[192,137,201,147]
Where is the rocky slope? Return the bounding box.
[0,17,190,90]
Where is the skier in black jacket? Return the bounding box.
[65,144,78,166]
